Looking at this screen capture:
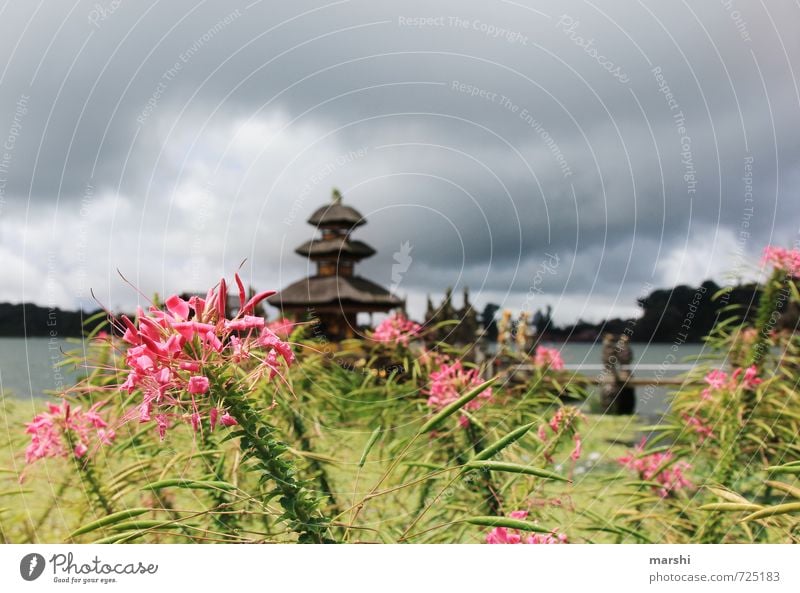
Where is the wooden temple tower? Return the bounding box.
[268,189,403,340]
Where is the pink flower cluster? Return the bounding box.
[266,317,294,338]
[618,442,692,497]
[372,313,422,347]
[682,414,714,442]
[701,366,762,399]
[118,273,294,439]
[485,511,567,544]
[538,406,583,462]
[762,245,800,278]
[533,346,565,371]
[25,400,115,464]
[425,359,492,426]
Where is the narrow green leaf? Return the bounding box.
[742,502,800,522]
[765,480,800,500]
[465,460,570,482]
[110,520,178,531]
[420,378,497,433]
[465,516,552,533]
[699,503,762,512]
[471,421,535,461]
[766,465,800,475]
[358,427,383,468]
[69,508,151,538]
[142,479,236,492]
[0,489,32,497]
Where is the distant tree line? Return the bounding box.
[483,280,798,344]
[0,303,105,337]
[2,278,797,342]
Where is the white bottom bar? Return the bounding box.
[1,544,798,592]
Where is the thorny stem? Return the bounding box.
[65,430,112,515]
[223,385,332,543]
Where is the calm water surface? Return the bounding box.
[1,338,716,415]
[0,337,82,399]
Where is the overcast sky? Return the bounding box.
[1,0,798,324]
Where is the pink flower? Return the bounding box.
[704,369,728,391]
[537,425,548,442]
[485,510,567,544]
[188,375,210,394]
[485,527,521,544]
[682,414,713,442]
[618,441,692,497]
[425,359,492,426]
[762,245,800,278]
[548,408,565,432]
[114,274,293,439]
[733,365,762,391]
[547,406,582,434]
[525,531,568,544]
[220,413,238,427]
[702,366,761,399]
[570,434,582,461]
[165,295,190,320]
[533,346,565,371]
[372,313,422,347]
[225,315,266,332]
[266,318,294,338]
[24,399,115,466]
[155,414,169,441]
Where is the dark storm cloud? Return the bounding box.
[0,0,798,321]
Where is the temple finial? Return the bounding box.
[332,188,342,203]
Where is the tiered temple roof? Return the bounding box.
[268,189,402,339]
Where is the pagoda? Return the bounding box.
[268,189,403,340]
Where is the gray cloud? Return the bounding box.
[1,0,798,323]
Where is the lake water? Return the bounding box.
[0,337,81,399]
[0,338,716,415]
[538,341,716,417]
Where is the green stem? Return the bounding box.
[200,430,241,537]
[65,430,113,515]
[465,422,502,516]
[77,458,113,515]
[224,388,332,543]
